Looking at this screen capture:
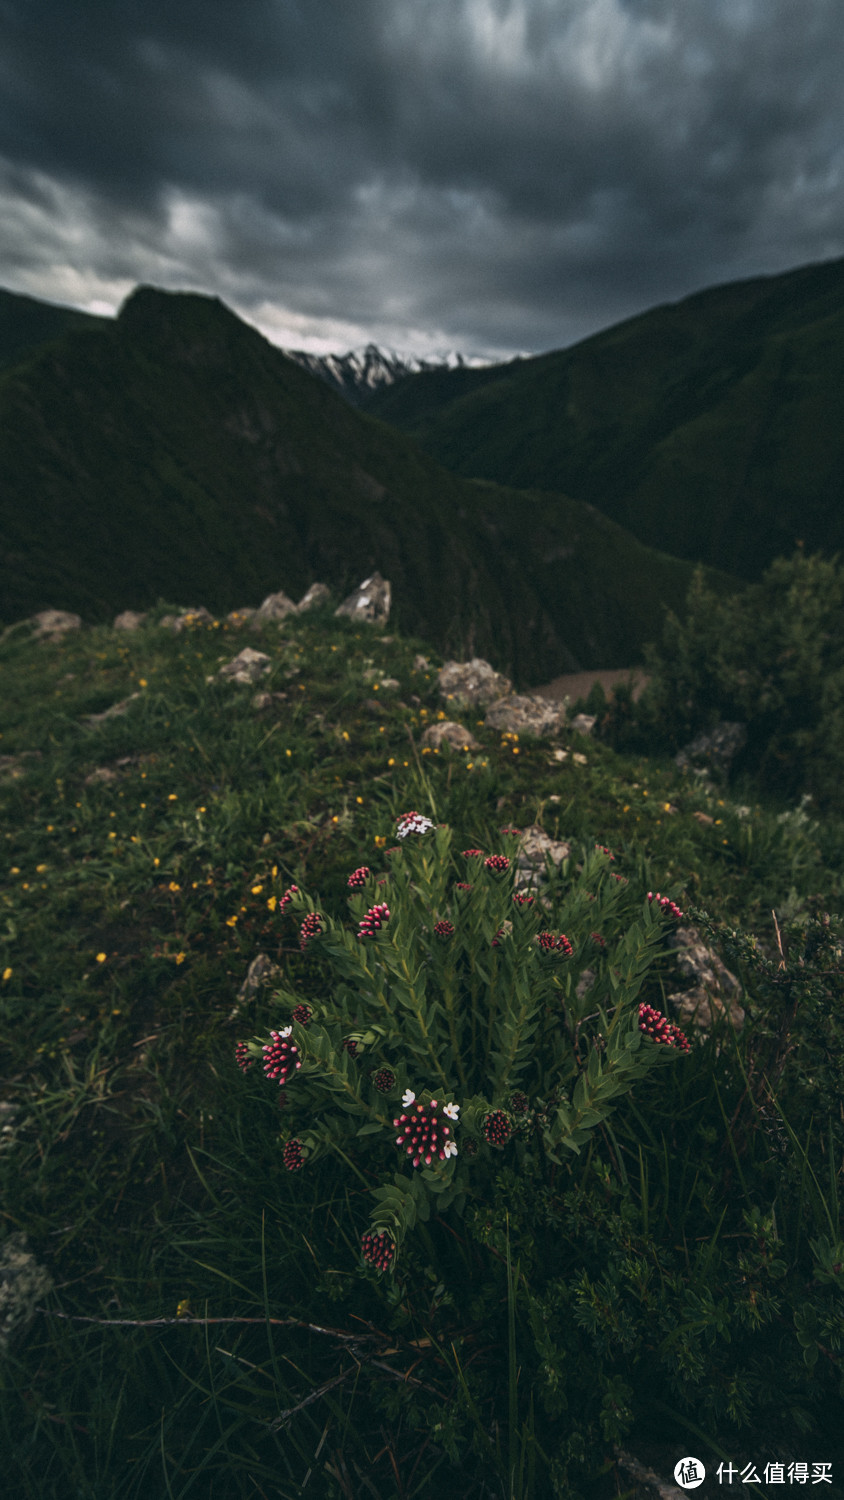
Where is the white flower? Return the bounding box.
[396,813,435,838]
[402,1089,416,1107]
[443,1141,458,1159]
[443,1102,460,1120]
[279,1026,293,1038]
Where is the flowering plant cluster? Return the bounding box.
[236,812,690,1274]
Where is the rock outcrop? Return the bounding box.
[421,653,575,746]
[333,571,391,625]
[664,925,745,1032]
[675,721,747,778]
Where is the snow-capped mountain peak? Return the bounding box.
[280,341,491,404]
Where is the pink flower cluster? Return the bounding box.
[513,892,535,908]
[279,885,299,913]
[536,931,573,957]
[361,1230,395,1272]
[434,919,455,939]
[282,1138,305,1171]
[483,1110,513,1146]
[234,1041,254,1072]
[461,848,484,859]
[262,1027,302,1084]
[347,866,371,888]
[638,1002,691,1053]
[648,891,684,919]
[595,844,616,860]
[357,902,391,938]
[291,1004,313,1026]
[591,931,607,949]
[370,1067,396,1093]
[393,1096,457,1168]
[484,854,510,875]
[299,912,323,950]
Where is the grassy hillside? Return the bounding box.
[363,256,844,584]
[0,287,107,374]
[1,603,842,1497]
[0,284,744,690]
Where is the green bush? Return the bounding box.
[595,546,844,814]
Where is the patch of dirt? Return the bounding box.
[526,667,652,705]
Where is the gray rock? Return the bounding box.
[512,825,572,907]
[228,952,284,1021]
[30,609,82,639]
[159,607,216,633]
[0,1233,53,1356]
[251,590,299,627]
[334,572,391,625]
[485,693,567,739]
[437,657,512,708]
[664,925,745,1033]
[113,610,147,631]
[251,690,289,711]
[297,582,332,612]
[420,720,481,752]
[81,692,142,727]
[211,648,272,686]
[675,721,747,776]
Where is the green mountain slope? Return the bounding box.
[0,284,744,690]
[363,256,844,583]
[0,287,107,374]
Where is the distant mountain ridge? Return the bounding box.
[0,286,106,374]
[0,283,743,688]
[280,342,494,406]
[361,254,844,585]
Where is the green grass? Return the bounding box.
[1,602,842,1498]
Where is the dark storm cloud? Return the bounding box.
[1,0,842,355]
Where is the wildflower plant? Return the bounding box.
[236,812,690,1275]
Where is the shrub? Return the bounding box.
[596,547,844,814]
[237,812,691,1275]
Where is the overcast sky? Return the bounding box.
[1,0,842,360]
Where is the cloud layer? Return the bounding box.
[1,0,842,355]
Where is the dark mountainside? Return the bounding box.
[0,285,743,692]
[362,256,844,584]
[0,287,107,375]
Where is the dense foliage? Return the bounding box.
[590,547,844,820]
